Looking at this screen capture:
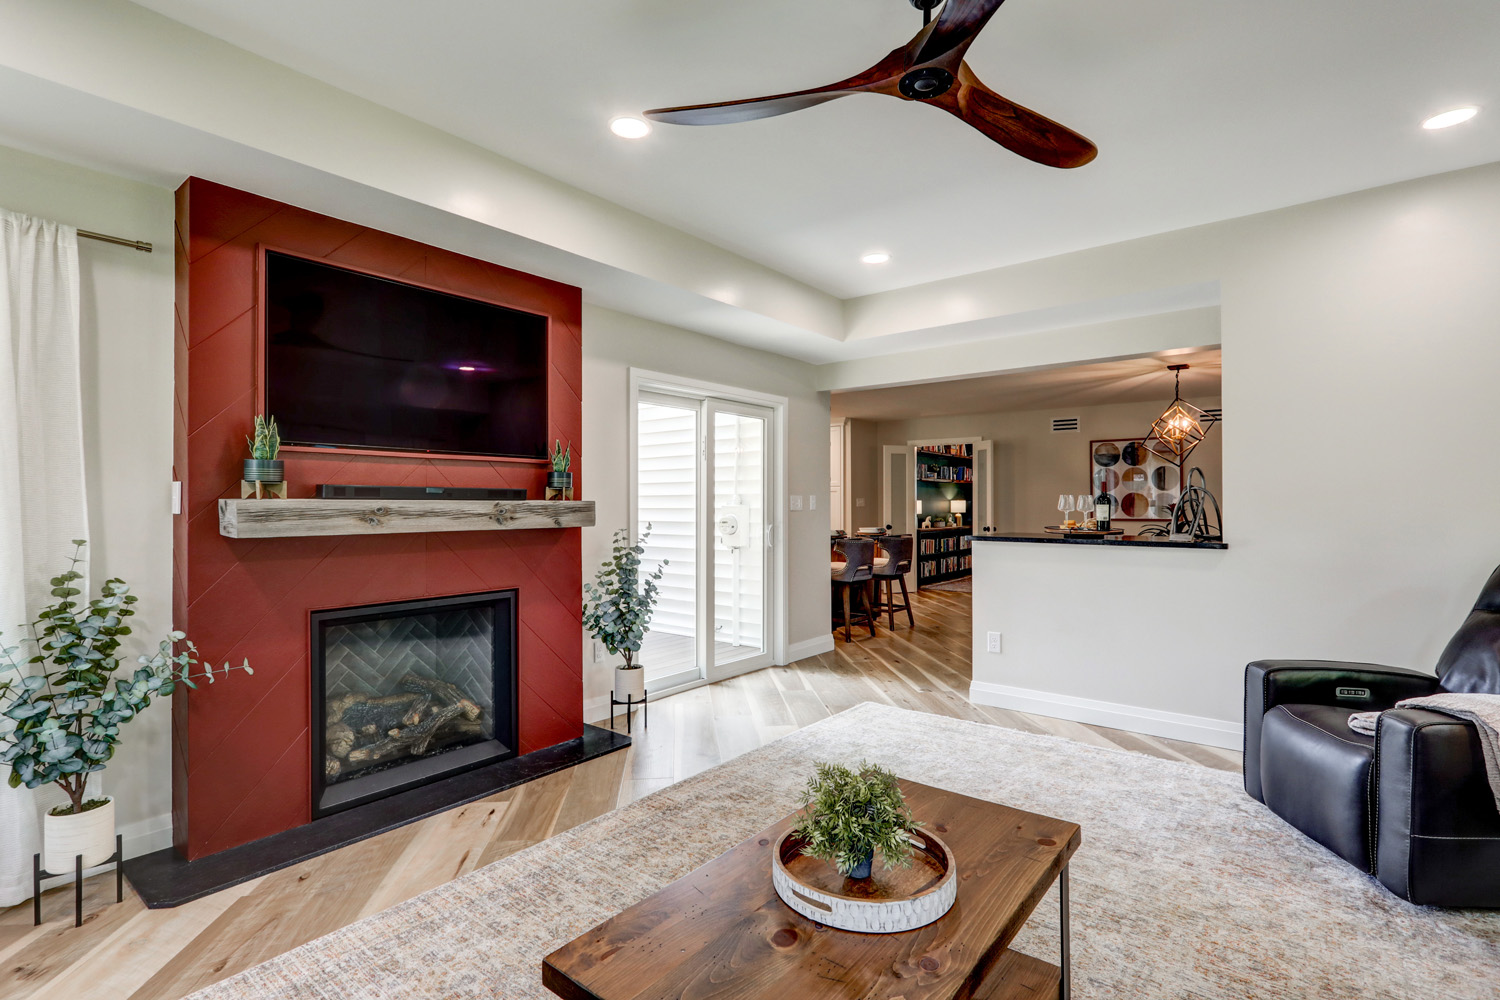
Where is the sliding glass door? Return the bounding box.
[635,388,775,691]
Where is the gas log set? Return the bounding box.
[324,673,486,780]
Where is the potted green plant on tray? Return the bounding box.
[243,413,283,483]
[0,542,252,872]
[583,526,665,703]
[793,761,921,879]
[548,440,573,500]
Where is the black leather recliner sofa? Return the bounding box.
[1244,565,1500,906]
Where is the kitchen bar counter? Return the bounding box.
[968,531,1227,550]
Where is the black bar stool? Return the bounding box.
[873,535,915,630]
[830,537,878,642]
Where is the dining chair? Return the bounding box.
[873,535,915,630]
[830,537,878,642]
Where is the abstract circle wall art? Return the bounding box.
[1090,438,1182,521]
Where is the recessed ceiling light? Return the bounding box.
[861,252,892,265]
[610,116,652,139]
[1422,107,1479,130]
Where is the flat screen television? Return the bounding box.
[263,251,549,459]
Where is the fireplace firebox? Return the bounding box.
[310,591,519,817]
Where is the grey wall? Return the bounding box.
[580,306,830,714]
[969,160,1500,733]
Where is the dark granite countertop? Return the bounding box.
[968,531,1228,550]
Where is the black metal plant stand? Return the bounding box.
[609,690,648,734]
[33,834,124,927]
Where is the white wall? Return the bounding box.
[0,143,177,853]
[967,160,1500,738]
[581,306,832,715]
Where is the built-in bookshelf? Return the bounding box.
[916,525,972,585]
[916,442,974,588]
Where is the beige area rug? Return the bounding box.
[189,703,1500,1000]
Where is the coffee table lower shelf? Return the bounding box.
[976,949,1062,1000]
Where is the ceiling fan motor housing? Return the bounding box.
[899,66,956,100]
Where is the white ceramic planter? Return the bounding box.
[614,666,646,701]
[43,797,116,873]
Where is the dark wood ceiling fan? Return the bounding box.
[643,0,1097,169]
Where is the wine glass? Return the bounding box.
[1057,494,1074,527]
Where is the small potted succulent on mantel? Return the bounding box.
[0,542,252,873]
[583,525,666,703]
[793,761,921,879]
[547,439,573,500]
[243,413,283,485]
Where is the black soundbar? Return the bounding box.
[316,485,529,501]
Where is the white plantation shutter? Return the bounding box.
[636,400,697,636]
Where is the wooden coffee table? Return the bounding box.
[543,780,1081,1000]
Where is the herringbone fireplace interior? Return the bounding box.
[310,591,520,817]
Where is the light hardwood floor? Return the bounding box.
[0,589,1237,999]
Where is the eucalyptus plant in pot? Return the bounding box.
[792,761,921,879]
[243,413,283,483]
[0,542,252,872]
[583,526,666,702]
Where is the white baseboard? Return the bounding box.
[583,694,611,722]
[968,680,1243,751]
[119,812,174,858]
[785,634,834,663]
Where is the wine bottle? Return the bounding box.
[1094,484,1112,531]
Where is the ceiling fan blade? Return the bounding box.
[932,62,1097,168]
[914,0,1009,65]
[645,87,856,126]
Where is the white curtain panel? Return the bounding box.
[0,208,89,907]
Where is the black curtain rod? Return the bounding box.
[78,229,153,253]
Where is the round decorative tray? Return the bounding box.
[771,829,957,934]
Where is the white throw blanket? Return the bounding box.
[1349,693,1500,811]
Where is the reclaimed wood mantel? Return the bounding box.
[218,499,596,538]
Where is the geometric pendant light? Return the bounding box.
[1144,364,1209,467]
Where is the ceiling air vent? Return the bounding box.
[1051,416,1081,433]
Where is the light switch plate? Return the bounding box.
[789,495,803,511]
[808,494,817,510]
[171,481,182,515]
[855,497,866,508]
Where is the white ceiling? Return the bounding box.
[830,347,1221,420]
[126,0,1500,299]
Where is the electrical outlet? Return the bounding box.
[789,495,803,511]
[986,632,1002,653]
[855,497,866,508]
[808,494,817,510]
[593,639,605,662]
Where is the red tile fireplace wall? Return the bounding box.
[172,178,584,860]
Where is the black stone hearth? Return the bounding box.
[124,724,630,908]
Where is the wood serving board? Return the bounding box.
[1043,525,1124,538]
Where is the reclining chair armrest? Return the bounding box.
[1243,660,1440,802]
[1374,708,1500,906]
